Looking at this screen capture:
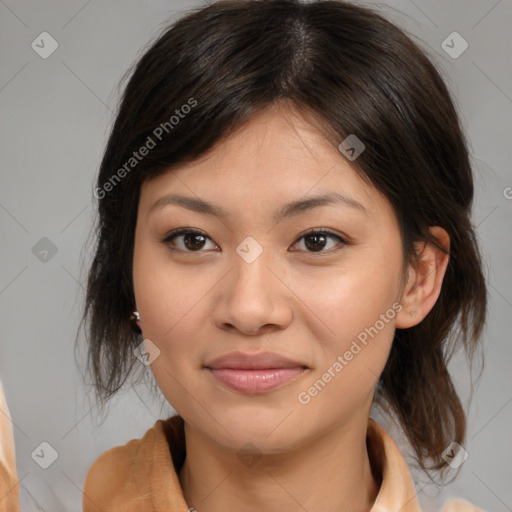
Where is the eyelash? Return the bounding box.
[160,228,348,255]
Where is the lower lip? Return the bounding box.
[208,367,306,393]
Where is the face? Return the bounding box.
[132,103,405,454]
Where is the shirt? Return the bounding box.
[0,381,18,512]
[81,415,486,512]
[0,382,486,512]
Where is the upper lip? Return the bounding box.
[205,351,308,370]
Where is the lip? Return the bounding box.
[205,351,308,370]
[204,351,308,394]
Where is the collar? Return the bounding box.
[82,416,422,512]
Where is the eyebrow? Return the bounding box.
[149,191,368,223]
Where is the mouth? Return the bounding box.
[204,351,309,394]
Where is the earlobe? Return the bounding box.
[131,310,142,332]
[395,226,450,329]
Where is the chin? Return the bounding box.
[201,402,312,453]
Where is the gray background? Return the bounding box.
[0,0,511,511]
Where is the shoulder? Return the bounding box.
[0,380,20,512]
[441,498,487,512]
[82,420,167,512]
[366,418,487,512]
[82,436,143,512]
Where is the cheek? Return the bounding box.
[297,283,398,417]
[133,238,208,344]
[299,240,402,378]
[308,246,401,335]
[134,255,208,413]
[132,247,219,416]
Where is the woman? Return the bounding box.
[0,0,488,511]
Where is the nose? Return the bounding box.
[212,245,293,337]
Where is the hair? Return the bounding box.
[78,0,487,476]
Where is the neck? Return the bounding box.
[178,412,380,512]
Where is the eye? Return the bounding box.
[161,227,348,254]
[290,229,347,254]
[161,228,218,252]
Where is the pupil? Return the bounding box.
[305,234,326,252]
[185,233,205,250]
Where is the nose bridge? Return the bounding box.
[232,235,275,302]
[214,235,290,334]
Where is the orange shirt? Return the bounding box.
[0,382,486,512]
[81,415,486,512]
[0,382,18,512]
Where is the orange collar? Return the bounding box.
[82,415,425,512]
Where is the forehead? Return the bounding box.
[138,104,389,222]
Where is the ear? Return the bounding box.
[131,311,143,332]
[395,226,450,329]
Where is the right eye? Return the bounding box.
[161,228,219,252]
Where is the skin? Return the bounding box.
[132,102,450,512]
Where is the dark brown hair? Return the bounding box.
[78,0,487,476]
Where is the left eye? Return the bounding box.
[161,229,346,253]
[291,230,346,253]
